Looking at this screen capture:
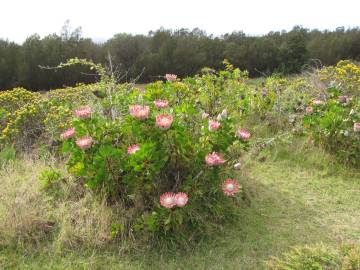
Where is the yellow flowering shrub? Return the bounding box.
[46,84,98,105]
[0,88,42,131]
[1,100,46,149]
[318,60,360,94]
[0,85,97,150]
[0,87,41,113]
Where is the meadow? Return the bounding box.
[0,59,359,269]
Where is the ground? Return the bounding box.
[1,140,359,269]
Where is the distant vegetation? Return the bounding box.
[0,23,359,90]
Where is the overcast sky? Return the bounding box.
[1,0,359,43]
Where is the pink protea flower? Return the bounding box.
[305,106,313,114]
[129,105,150,120]
[338,95,349,103]
[75,106,91,119]
[354,122,360,132]
[60,128,75,140]
[202,112,209,119]
[175,192,188,207]
[127,144,140,154]
[222,179,239,196]
[165,74,177,82]
[76,136,93,150]
[155,114,173,130]
[313,99,324,105]
[205,152,225,166]
[208,120,220,132]
[154,99,169,109]
[160,192,176,208]
[236,128,251,140]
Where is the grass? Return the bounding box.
[1,140,359,269]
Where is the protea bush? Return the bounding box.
[60,67,250,244]
[303,86,360,166]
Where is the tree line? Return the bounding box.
[1,23,359,91]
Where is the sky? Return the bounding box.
[1,0,359,43]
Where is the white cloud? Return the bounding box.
[1,0,359,43]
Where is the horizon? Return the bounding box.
[2,25,360,45]
[1,0,359,44]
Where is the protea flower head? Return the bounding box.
[75,106,91,119]
[205,152,225,166]
[354,122,360,132]
[129,105,150,120]
[234,162,241,170]
[236,128,251,140]
[313,99,324,105]
[76,136,93,150]
[154,99,169,109]
[305,106,313,114]
[165,74,177,82]
[175,192,188,207]
[208,120,220,132]
[202,112,209,119]
[222,179,239,196]
[60,128,75,140]
[155,114,173,130]
[160,192,176,208]
[127,144,140,154]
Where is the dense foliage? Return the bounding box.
[59,62,252,242]
[1,24,360,90]
[304,61,360,166]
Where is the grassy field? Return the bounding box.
[1,139,359,269]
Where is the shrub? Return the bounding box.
[189,60,250,117]
[249,75,312,134]
[38,168,62,190]
[0,87,41,114]
[1,100,47,150]
[318,60,360,95]
[0,88,42,144]
[59,59,250,244]
[303,87,360,166]
[0,85,96,151]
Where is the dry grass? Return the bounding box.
[54,193,126,251]
[0,157,53,247]
[0,155,128,251]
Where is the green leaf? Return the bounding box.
[61,140,71,153]
[164,214,172,225]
